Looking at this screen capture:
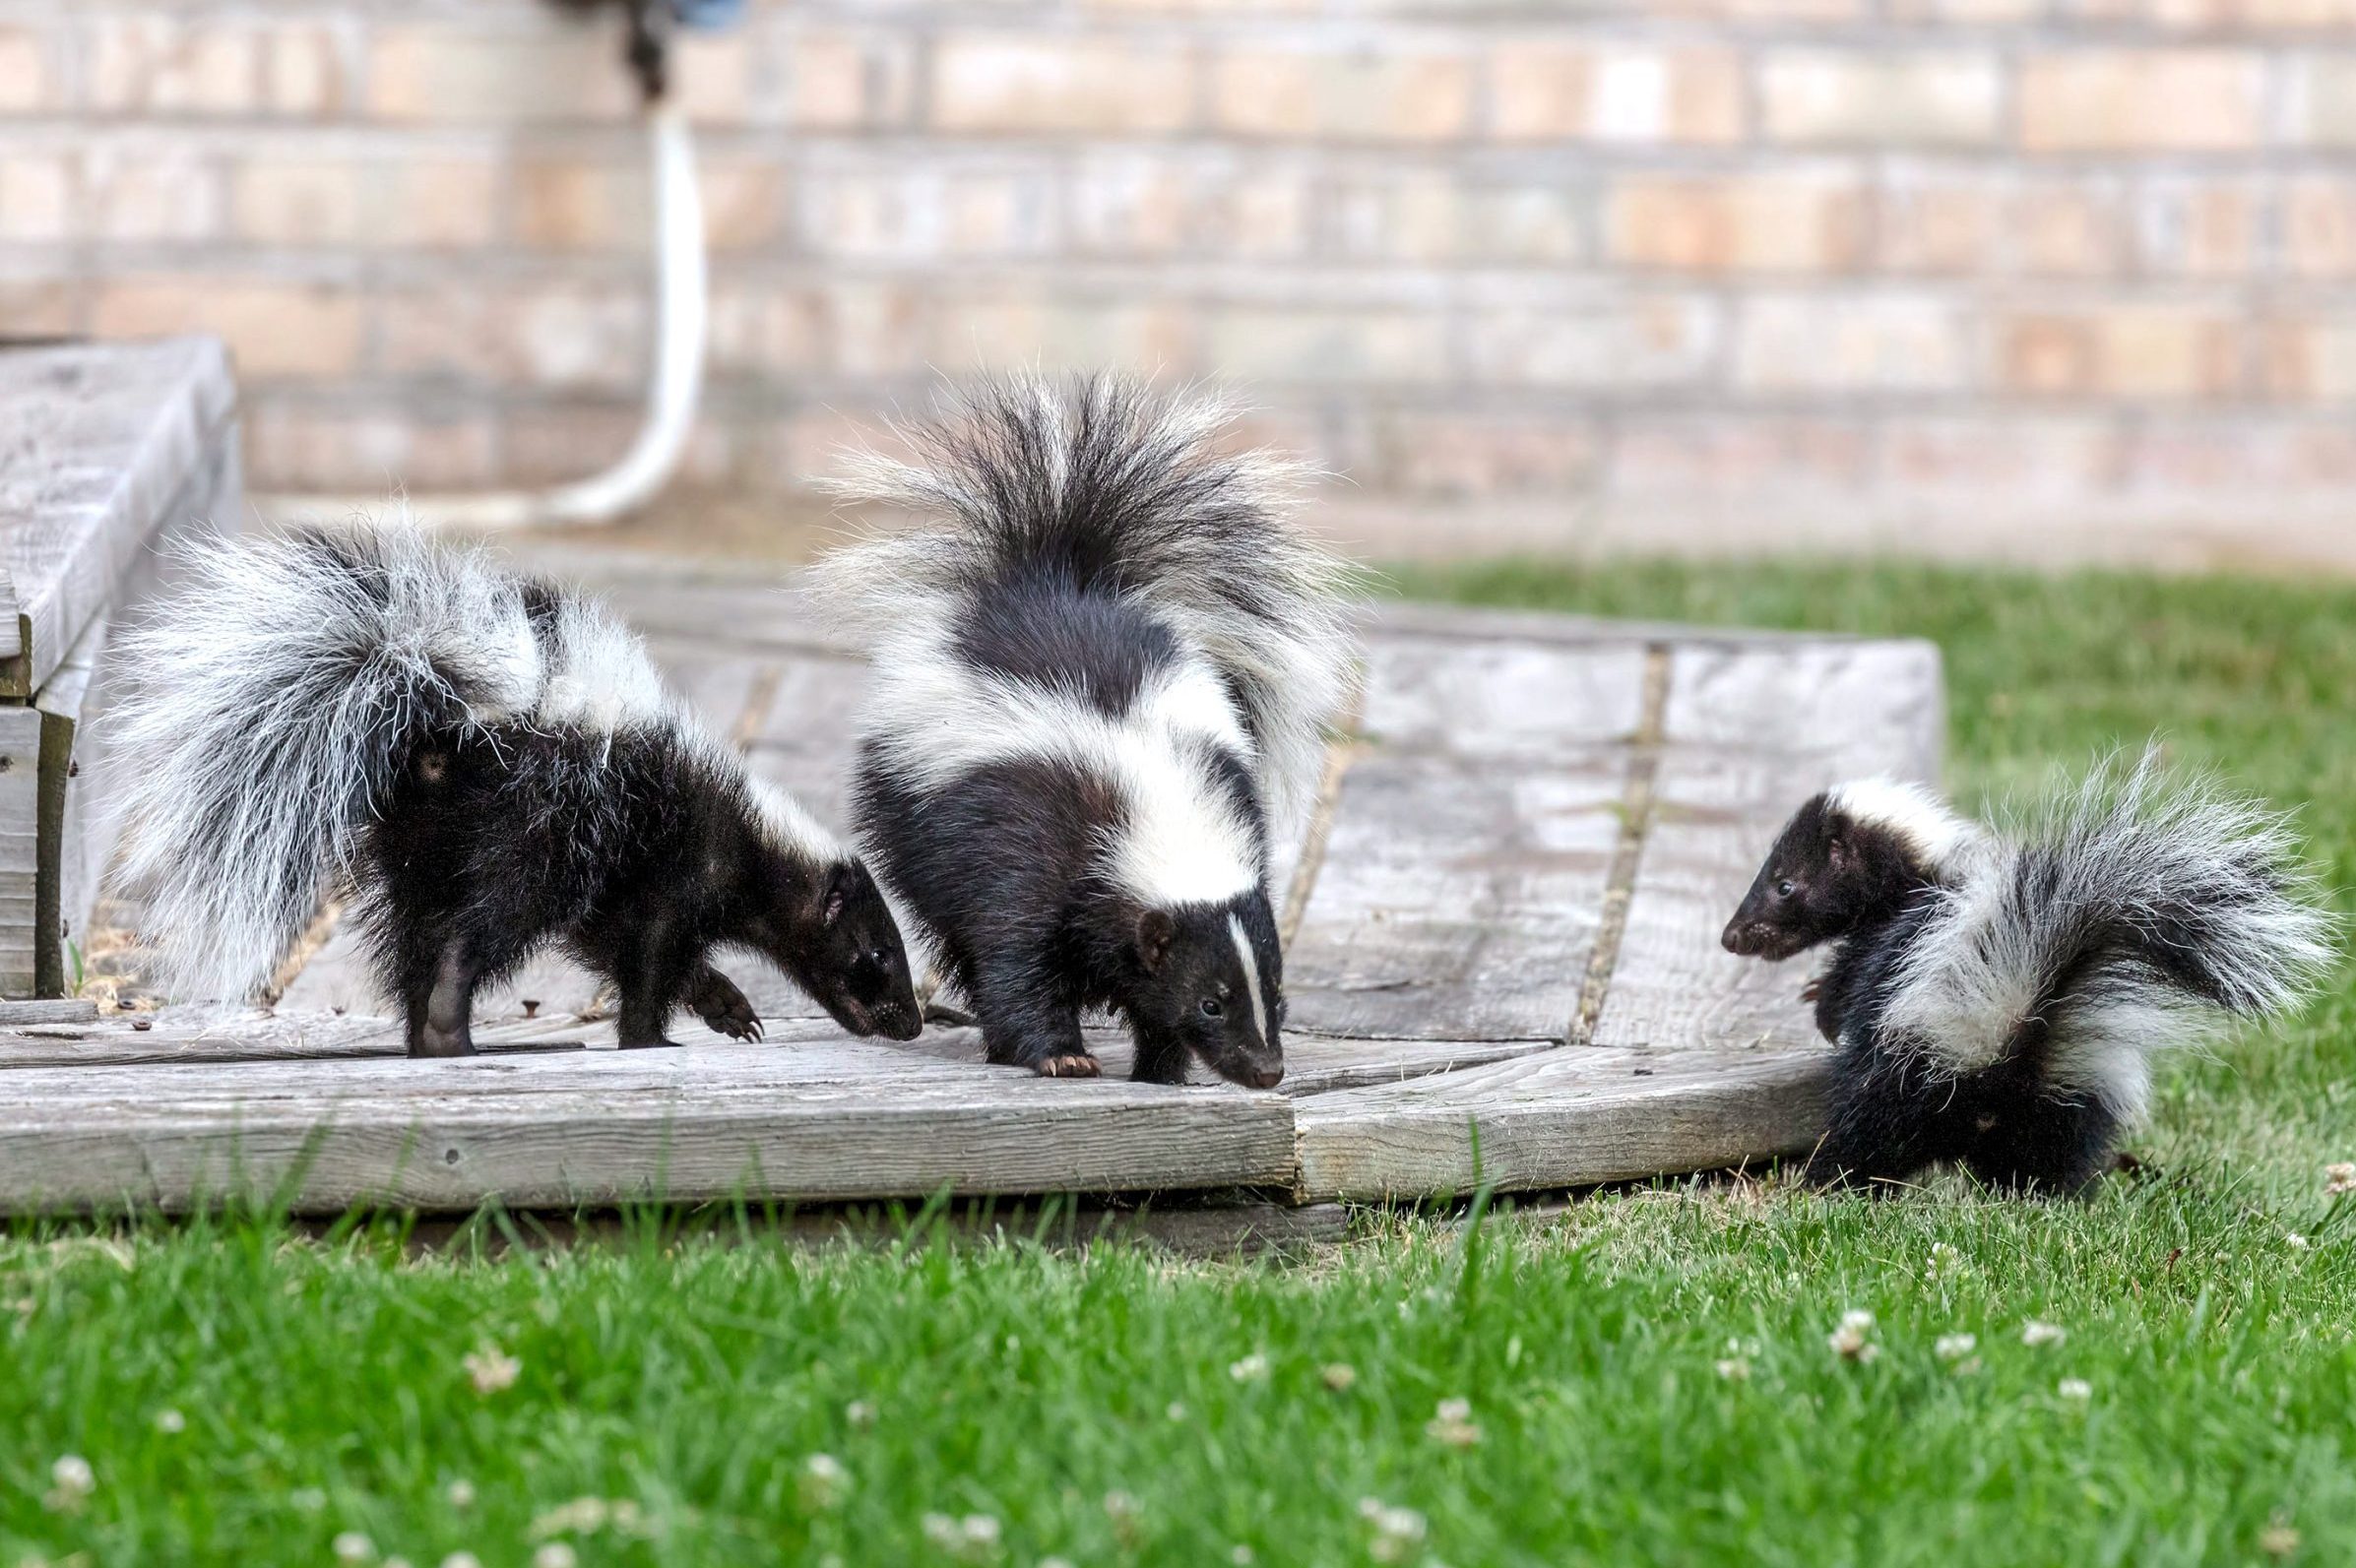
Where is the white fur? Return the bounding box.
[860,623,1261,908]
[1827,776,1985,877]
[1873,751,2337,1119]
[103,519,828,1000]
[1231,913,1268,1043]
[534,596,670,733]
[746,775,842,867]
[812,374,1358,837]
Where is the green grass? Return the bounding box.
[8,559,2356,1568]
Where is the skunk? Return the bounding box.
[104,524,922,1056]
[811,375,1355,1089]
[1722,758,2336,1192]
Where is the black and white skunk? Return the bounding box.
[811,376,1355,1089]
[1722,758,2336,1191]
[105,524,922,1055]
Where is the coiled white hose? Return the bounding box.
[255,100,708,531]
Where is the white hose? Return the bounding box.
[255,101,708,531]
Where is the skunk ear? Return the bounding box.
[1826,833,1849,870]
[1134,909,1177,972]
[822,865,855,926]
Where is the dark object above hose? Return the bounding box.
[549,0,745,103]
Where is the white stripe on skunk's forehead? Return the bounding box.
[747,776,842,864]
[532,596,670,734]
[1230,913,1269,1043]
[1826,777,1980,871]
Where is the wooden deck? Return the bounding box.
[0,557,1942,1214]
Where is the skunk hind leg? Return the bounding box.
[1958,1084,2120,1196]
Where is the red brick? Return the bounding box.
[368,26,633,123]
[1467,295,1718,387]
[82,145,222,243]
[933,35,1193,136]
[1759,51,2001,145]
[2136,180,2266,279]
[0,28,55,112]
[1371,410,1602,498]
[93,278,363,379]
[2285,178,2356,277]
[0,154,71,242]
[1733,295,1969,392]
[1606,171,1868,274]
[1204,308,1450,384]
[1491,44,1742,145]
[513,157,648,250]
[87,17,255,114]
[1212,46,1472,142]
[2019,52,2264,153]
[784,29,918,131]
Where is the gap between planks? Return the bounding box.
[1569,644,1673,1045]
[1278,680,1368,951]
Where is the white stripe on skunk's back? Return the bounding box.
[863,628,1263,909]
[532,596,671,733]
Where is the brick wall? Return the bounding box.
[9,0,2356,564]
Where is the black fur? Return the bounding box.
[370,721,919,1056]
[1724,794,2120,1193]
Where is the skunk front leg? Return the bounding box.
[686,963,762,1041]
[608,918,701,1050]
[971,946,1094,1077]
[1808,1041,1963,1190]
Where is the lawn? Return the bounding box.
[6,560,2354,1568]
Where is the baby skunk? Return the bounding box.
[105,524,922,1056]
[1723,757,2336,1192]
[811,375,1355,1089]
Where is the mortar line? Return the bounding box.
[1569,644,1674,1046]
[1278,679,1368,954]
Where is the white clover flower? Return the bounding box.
[1229,1352,1270,1383]
[50,1455,94,1498]
[1426,1398,1481,1447]
[532,1546,578,1568]
[2326,1162,2356,1197]
[1715,1357,1751,1382]
[154,1408,186,1434]
[1936,1333,1978,1361]
[332,1531,375,1563]
[1828,1310,1878,1362]
[2021,1320,2067,1348]
[2287,1233,2312,1251]
[441,1554,481,1568]
[799,1453,850,1512]
[463,1346,519,1395]
[1320,1363,1357,1392]
[1361,1498,1429,1565]
[446,1479,476,1510]
[846,1399,877,1429]
[2058,1378,2092,1402]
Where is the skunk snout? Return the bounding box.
[1243,1062,1284,1090]
[1722,920,1760,957]
[872,1001,923,1041]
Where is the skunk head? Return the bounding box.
[748,855,923,1041]
[1723,781,1963,962]
[1124,898,1286,1089]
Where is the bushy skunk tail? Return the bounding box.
[812,373,1356,823]
[104,524,543,1000]
[1882,750,2338,1117]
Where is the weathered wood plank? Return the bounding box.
[888,1023,1550,1098]
[1592,641,1946,1053]
[0,1041,1298,1213]
[1284,751,1622,1040]
[0,707,43,995]
[1285,635,1649,1040]
[1293,1046,1829,1202]
[0,337,237,696]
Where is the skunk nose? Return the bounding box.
[1247,1064,1284,1090]
[1721,922,1752,956]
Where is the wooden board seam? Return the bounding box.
[1570,644,1673,1045]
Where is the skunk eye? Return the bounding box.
[1775,879,1796,899]
[1199,998,1224,1019]
[865,948,888,968]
